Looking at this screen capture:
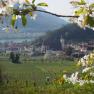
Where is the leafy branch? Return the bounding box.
[71,0,94,28]
[0,0,94,29]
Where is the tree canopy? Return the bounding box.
[0,0,94,30]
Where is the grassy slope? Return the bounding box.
[0,58,78,85]
[0,58,94,94]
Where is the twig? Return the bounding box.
[36,9,79,18]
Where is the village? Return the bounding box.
[0,37,94,60]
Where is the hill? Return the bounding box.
[0,10,67,42]
[32,23,94,50]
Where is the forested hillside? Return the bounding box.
[32,23,94,50]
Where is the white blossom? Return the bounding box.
[31,12,37,20]
[90,53,94,58]
[90,80,94,83]
[90,72,94,77]
[63,74,67,79]
[93,28,94,31]
[80,58,86,66]
[78,80,86,86]
[82,67,91,73]
[68,72,79,84]
[78,55,90,67]
[17,15,21,19]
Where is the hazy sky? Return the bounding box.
[36,0,94,15]
[37,0,73,15]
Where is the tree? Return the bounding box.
[9,52,21,64]
[15,53,21,64]
[0,0,94,30]
[9,52,15,63]
[0,65,4,84]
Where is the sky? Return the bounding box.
[36,0,94,15]
[37,0,74,15]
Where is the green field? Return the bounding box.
[0,57,78,85]
[0,57,94,94]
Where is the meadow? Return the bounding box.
[0,56,94,94]
[0,57,77,84]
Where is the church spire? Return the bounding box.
[60,35,65,50]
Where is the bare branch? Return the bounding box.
[36,9,79,18]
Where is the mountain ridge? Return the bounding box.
[0,11,67,41]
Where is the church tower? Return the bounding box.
[60,36,65,50]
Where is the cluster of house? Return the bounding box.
[0,40,48,57]
[68,41,94,58]
[0,38,94,59]
[42,38,94,59]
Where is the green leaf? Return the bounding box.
[21,15,27,26]
[32,0,35,4]
[82,15,89,27]
[88,16,94,27]
[31,4,36,10]
[82,15,94,27]
[90,3,94,8]
[75,7,88,16]
[25,0,30,4]
[70,1,80,6]
[71,0,86,6]
[11,15,17,27]
[80,0,86,4]
[29,12,33,16]
[37,2,48,7]
[13,9,20,15]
